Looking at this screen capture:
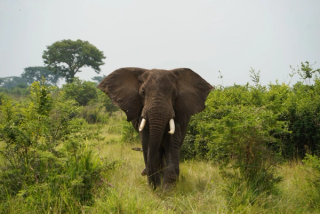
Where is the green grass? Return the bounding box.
[90,140,227,213]
[83,124,319,213]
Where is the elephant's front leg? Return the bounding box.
[137,118,149,176]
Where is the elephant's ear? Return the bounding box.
[98,67,146,121]
[171,68,214,116]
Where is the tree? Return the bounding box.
[0,76,29,89]
[21,66,63,86]
[62,78,98,106]
[42,39,106,83]
[91,75,106,85]
[290,61,320,85]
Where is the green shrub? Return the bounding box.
[180,134,197,161]
[181,83,288,207]
[183,76,320,160]
[280,80,320,157]
[302,154,320,210]
[0,92,8,105]
[78,104,109,124]
[0,80,108,213]
[121,121,139,143]
[180,66,320,207]
[62,78,98,106]
[97,90,119,115]
[0,86,30,97]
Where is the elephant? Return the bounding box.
[98,67,213,189]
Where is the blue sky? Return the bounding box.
[1,0,319,86]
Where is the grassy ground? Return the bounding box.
[84,123,319,213]
[90,135,227,213]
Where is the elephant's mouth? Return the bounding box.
[139,118,175,135]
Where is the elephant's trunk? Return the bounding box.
[146,107,172,189]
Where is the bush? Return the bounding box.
[280,80,320,157]
[0,80,107,213]
[0,92,8,105]
[303,154,320,209]
[0,86,30,97]
[181,83,288,207]
[121,121,140,143]
[183,76,320,160]
[179,65,320,208]
[97,90,119,115]
[62,78,98,106]
[78,104,109,124]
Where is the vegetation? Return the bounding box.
[21,66,63,86]
[0,76,29,89]
[62,78,99,106]
[0,80,109,213]
[0,62,320,213]
[91,75,106,85]
[182,67,320,160]
[42,39,106,83]
[0,66,63,100]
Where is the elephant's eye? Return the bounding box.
[172,90,177,97]
[141,89,145,97]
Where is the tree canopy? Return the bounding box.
[0,76,29,89]
[91,75,106,85]
[21,66,63,86]
[62,78,98,106]
[42,39,106,83]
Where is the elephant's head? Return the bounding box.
[98,67,213,188]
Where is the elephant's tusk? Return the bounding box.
[139,118,146,131]
[168,119,175,134]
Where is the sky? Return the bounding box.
[0,0,320,86]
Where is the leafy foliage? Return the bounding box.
[21,66,63,86]
[303,154,320,209]
[121,121,140,143]
[180,64,320,207]
[0,76,29,89]
[183,77,320,161]
[290,61,320,85]
[0,92,8,105]
[0,80,107,213]
[62,78,98,106]
[98,90,119,114]
[78,104,109,124]
[182,85,286,206]
[280,80,320,157]
[92,75,106,85]
[42,39,106,83]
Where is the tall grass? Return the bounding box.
[87,134,320,213]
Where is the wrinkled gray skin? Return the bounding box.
[98,68,213,189]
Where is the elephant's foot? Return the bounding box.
[163,172,178,190]
[141,168,147,176]
[162,182,176,192]
[148,172,161,190]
